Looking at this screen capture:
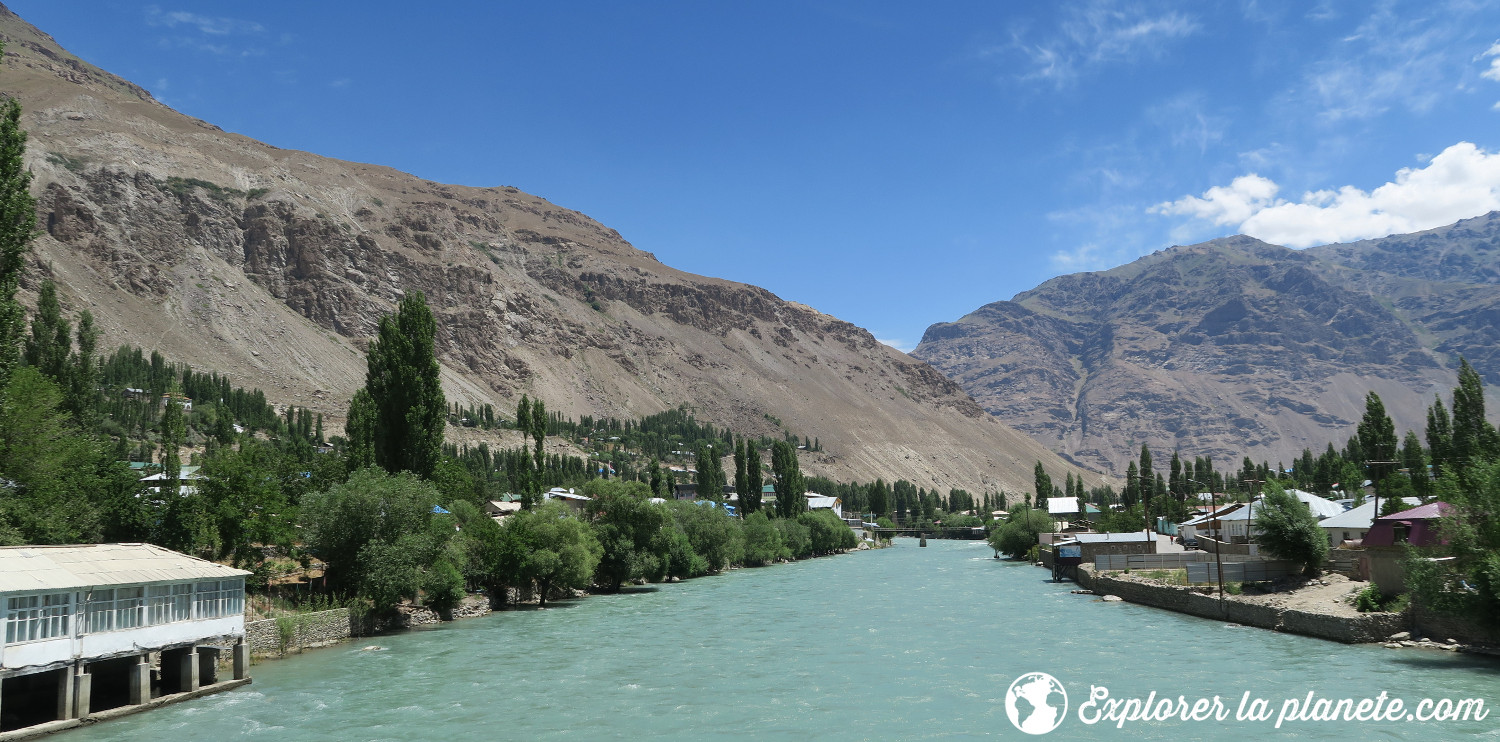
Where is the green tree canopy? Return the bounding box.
[1253,483,1328,575]
[366,291,445,479]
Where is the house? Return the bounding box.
[1364,502,1452,595]
[1206,490,1344,543]
[158,393,192,411]
[805,493,842,519]
[0,544,250,734]
[1042,531,1156,569]
[1318,498,1422,546]
[1363,502,1451,548]
[543,488,591,512]
[138,465,205,497]
[484,500,522,521]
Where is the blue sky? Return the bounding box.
[12,1,1500,351]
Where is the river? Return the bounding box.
[66,539,1497,740]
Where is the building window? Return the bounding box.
[85,588,115,633]
[5,593,71,643]
[193,579,244,619]
[147,583,194,625]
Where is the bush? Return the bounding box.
[742,512,786,566]
[1355,584,1382,612]
[798,509,856,555]
[774,517,812,559]
[1253,483,1328,575]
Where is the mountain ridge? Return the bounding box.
[0,4,1076,495]
[914,220,1500,472]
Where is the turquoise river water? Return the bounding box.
[66,539,1497,740]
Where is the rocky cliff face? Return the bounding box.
[914,226,1500,473]
[0,5,1075,494]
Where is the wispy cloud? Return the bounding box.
[145,6,266,56]
[1152,142,1500,247]
[1287,4,1485,122]
[1046,204,1156,271]
[990,1,1199,88]
[876,337,915,353]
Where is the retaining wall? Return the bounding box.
[1077,565,1405,643]
[245,608,357,657]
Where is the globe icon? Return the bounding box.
[1004,672,1068,735]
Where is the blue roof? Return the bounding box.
[432,505,451,514]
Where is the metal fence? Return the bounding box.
[1185,560,1297,584]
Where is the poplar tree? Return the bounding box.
[0,65,35,386]
[1122,461,1140,507]
[771,440,804,517]
[733,440,747,503]
[744,443,763,515]
[1451,358,1500,472]
[344,388,377,470]
[1032,461,1053,509]
[366,291,445,479]
[515,396,533,502]
[1357,391,1397,488]
[530,397,547,488]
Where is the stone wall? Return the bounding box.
[1078,566,1404,643]
[1412,606,1500,646]
[245,608,358,657]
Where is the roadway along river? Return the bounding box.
[67,539,1498,740]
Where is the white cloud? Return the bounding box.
[876,338,915,353]
[1151,174,1279,226]
[1152,142,1500,247]
[1481,42,1500,82]
[147,7,264,36]
[996,1,1199,88]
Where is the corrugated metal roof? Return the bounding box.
[1374,501,1451,522]
[1047,497,1079,515]
[0,543,248,593]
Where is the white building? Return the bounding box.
[1,543,250,734]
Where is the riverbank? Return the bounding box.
[1074,564,1499,654]
[245,545,870,661]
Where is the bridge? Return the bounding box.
[868,526,987,540]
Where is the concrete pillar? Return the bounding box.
[129,654,151,705]
[233,640,250,681]
[178,647,200,693]
[199,648,218,686]
[71,664,91,720]
[57,665,75,721]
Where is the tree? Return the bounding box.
[694,443,725,502]
[514,395,534,503]
[733,440,747,503]
[741,511,786,565]
[990,506,1051,560]
[1032,461,1053,509]
[24,280,70,382]
[494,500,601,607]
[1357,391,1398,489]
[584,479,669,590]
[1253,482,1327,575]
[1400,430,1431,499]
[744,444,764,515]
[771,440,804,518]
[299,468,441,594]
[530,397,547,485]
[0,367,108,544]
[196,440,293,568]
[365,291,445,479]
[1122,461,1139,507]
[1138,444,1154,510]
[1427,394,1454,480]
[0,74,35,385]
[864,479,887,519]
[344,388,377,471]
[1451,358,1500,474]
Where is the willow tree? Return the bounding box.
[366,291,445,479]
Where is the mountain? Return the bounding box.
[913,217,1500,473]
[0,5,1077,495]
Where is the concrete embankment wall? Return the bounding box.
[1077,565,1405,644]
[244,608,357,657]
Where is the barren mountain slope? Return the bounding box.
[914,234,1491,473]
[0,5,1078,494]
